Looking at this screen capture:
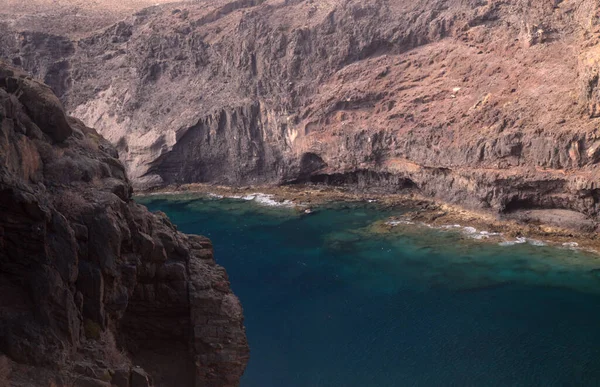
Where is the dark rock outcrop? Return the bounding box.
[0,62,249,386]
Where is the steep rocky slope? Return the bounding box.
[1,0,180,37]
[3,0,600,227]
[0,63,248,386]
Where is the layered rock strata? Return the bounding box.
[2,0,600,228]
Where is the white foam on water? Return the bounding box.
[427,224,505,242]
[138,190,181,197]
[498,237,528,246]
[438,225,503,241]
[470,234,488,240]
[479,231,501,236]
[384,217,567,251]
[466,230,502,240]
[209,192,298,207]
[236,193,295,207]
[528,240,547,247]
[498,241,516,246]
[441,224,462,229]
[385,220,415,226]
[463,227,477,234]
[382,217,576,252]
[562,242,579,249]
[254,193,295,207]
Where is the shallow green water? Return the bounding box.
[138,194,600,386]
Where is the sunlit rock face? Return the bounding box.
[2,0,600,227]
[0,62,248,386]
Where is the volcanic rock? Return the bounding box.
[2,0,600,227]
[0,62,249,386]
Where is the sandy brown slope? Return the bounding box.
[1,0,183,37]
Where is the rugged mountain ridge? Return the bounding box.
[3,0,600,227]
[0,62,248,386]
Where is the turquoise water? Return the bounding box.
[138,195,600,387]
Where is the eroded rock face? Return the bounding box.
[0,63,248,386]
[3,0,600,225]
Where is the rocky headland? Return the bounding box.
[0,62,248,386]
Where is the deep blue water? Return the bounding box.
[138,195,600,387]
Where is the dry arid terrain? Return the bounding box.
[1,0,600,233]
[1,0,183,36]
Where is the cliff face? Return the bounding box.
[3,0,600,223]
[0,63,248,386]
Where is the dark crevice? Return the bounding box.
[502,197,538,213]
[288,169,419,192]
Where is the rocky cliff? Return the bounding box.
[3,0,600,227]
[0,62,248,386]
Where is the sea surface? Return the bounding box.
[138,194,600,387]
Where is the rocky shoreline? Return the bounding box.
[4,1,600,225]
[4,0,600,257]
[138,183,600,256]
